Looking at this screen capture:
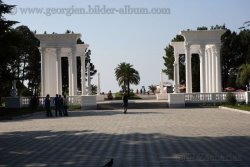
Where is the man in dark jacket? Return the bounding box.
[45,94,53,117]
[53,94,62,116]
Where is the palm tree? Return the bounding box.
[148,85,157,94]
[115,62,140,95]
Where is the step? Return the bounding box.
[97,101,168,110]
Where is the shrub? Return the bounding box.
[226,93,237,106]
[68,104,81,110]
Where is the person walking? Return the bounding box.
[63,95,69,116]
[122,92,128,114]
[45,94,53,117]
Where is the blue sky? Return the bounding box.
[6,0,250,93]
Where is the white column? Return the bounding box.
[208,48,212,93]
[176,57,180,90]
[199,44,206,93]
[97,72,101,95]
[215,44,222,92]
[87,63,91,95]
[185,44,192,93]
[205,50,209,93]
[173,62,178,93]
[211,47,216,92]
[71,47,78,96]
[40,47,46,96]
[56,48,62,95]
[174,51,179,93]
[80,54,86,95]
[68,56,72,96]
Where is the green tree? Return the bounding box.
[0,0,17,33]
[76,49,97,91]
[162,35,184,80]
[0,1,41,99]
[115,62,140,95]
[221,30,244,88]
[91,84,97,94]
[14,26,40,94]
[0,0,19,103]
[236,64,250,87]
[163,45,174,80]
[148,85,157,94]
[239,29,250,63]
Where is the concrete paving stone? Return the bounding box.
[0,108,250,166]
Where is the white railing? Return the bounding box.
[68,96,82,105]
[20,96,46,107]
[20,96,82,108]
[185,92,246,103]
[20,97,30,106]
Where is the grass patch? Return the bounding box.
[114,92,142,100]
[223,104,250,112]
[68,104,81,110]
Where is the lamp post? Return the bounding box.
[87,63,91,95]
[160,70,164,94]
[97,72,100,95]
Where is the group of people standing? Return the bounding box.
[44,92,128,116]
[44,94,69,117]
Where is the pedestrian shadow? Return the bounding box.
[68,110,163,117]
[0,130,249,166]
[68,110,122,117]
[1,110,166,122]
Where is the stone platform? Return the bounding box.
[0,108,250,166]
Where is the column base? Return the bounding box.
[156,93,168,100]
[168,93,185,108]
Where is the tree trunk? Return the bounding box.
[123,81,126,93]
[127,80,130,97]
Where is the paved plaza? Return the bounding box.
[0,108,250,167]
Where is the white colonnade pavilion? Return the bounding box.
[171,30,226,93]
[35,34,89,96]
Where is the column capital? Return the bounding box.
[174,52,179,60]
[207,47,213,54]
[214,42,222,47]
[68,55,72,60]
[199,46,206,57]
[214,44,221,53]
